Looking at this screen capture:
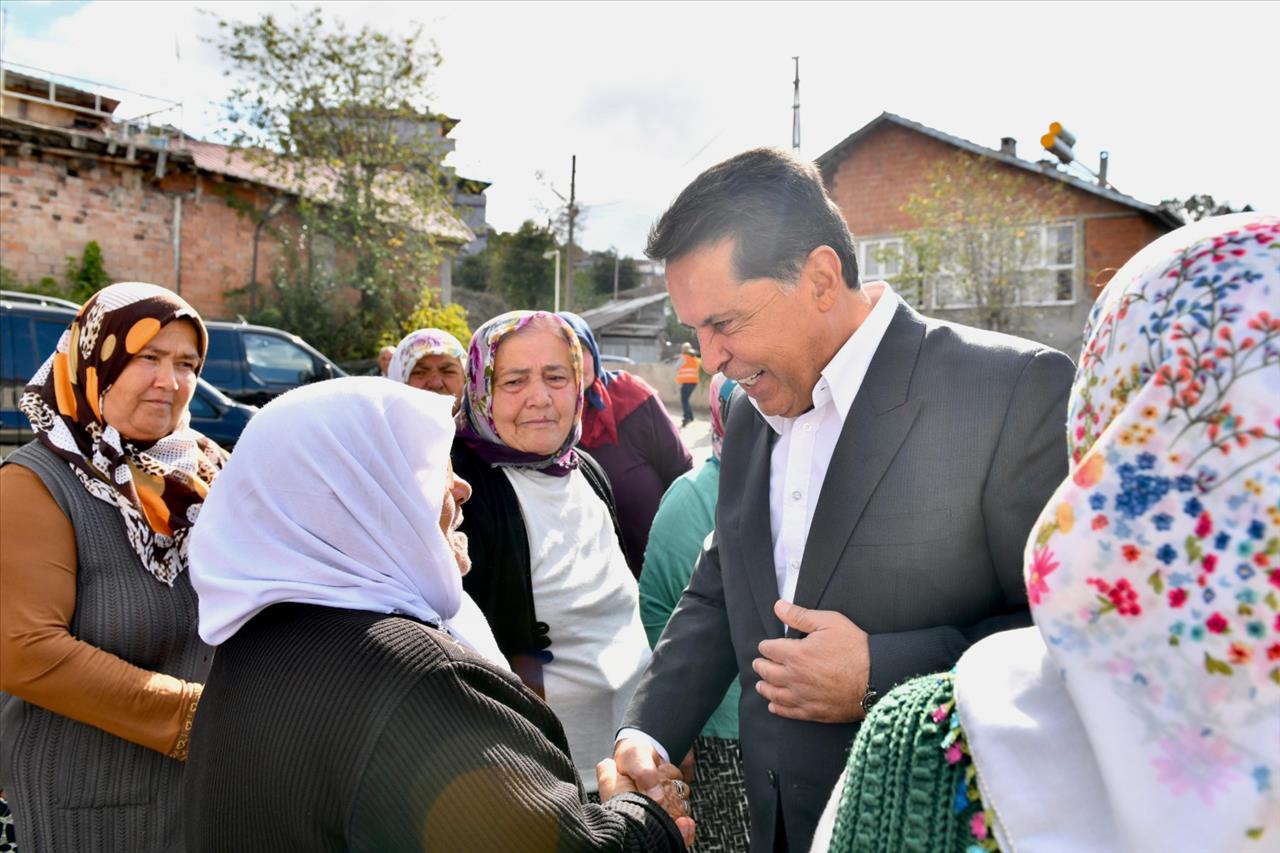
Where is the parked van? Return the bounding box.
[0,292,257,455]
[202,320,346,405]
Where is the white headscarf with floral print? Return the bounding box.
[956,214,1280,852]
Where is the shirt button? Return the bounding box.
[791,490,802,501]
[788,559,799,570]
[802,422,815,433]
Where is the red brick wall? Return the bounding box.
[0,148,284,319]
[822,123,1171,285]
[1084,214,1167,296]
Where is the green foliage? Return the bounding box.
[391,288,471,346]
[212,8,452,360]
[65,241,112,302]
[590,250,640,295]
[2,242,112,303]
[455,252,489,292]
[489,221,558,310]
[1160,194,1253,222]
[889,153,1062,334]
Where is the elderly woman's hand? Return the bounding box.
[597,758,695,846]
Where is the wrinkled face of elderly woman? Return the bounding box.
[409,353,466,413]
[101,319,200,442]
[491,323,577,456]
[438,460,473,575]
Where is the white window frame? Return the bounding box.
[859,238,904,282]
[925,221,1077,310]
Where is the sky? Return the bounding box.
[2,1,1275,258]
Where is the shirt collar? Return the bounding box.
[753,281,900,435]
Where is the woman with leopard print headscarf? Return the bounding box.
[0,282,226,853]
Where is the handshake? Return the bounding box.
[597,739,696,848]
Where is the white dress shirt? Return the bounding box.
[757,281,899,603]
[617,282,900,763]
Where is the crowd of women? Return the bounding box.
[0,212,1276,853]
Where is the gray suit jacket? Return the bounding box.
[621,301,1073,852]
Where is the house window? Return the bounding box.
[1019,222,1076,305]
[860,238,903,281]
[928,222,1076,309]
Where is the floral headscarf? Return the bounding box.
[457,310,584,477]
[386,327,466,386]
[709,373,737,462]
[19,282,227,585]
[960,215,1280,851]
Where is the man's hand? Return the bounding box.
[598,755,696,847]
[751,599,870,723]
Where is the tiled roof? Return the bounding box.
[182,138,475,244]
[579,291,670,331]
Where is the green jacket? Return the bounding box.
[638,459,740,739]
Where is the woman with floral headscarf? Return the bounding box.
[0,282,226,853]
[811,214,1280,852]
[451,310,654,798]
[386,327,467,413]
[560,312,693,577]
[639,374,749,851]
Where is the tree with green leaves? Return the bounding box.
[590,250,639,295]
[489,221,559,310]
[1160,194,1252,222]
[212,8,458,360]
[884,152,1063,334]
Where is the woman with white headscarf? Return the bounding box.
[181,377,693,851]
[812,214,1280,852]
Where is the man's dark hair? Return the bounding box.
[646,147,860,290]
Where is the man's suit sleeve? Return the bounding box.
[865,348,1074,695]
[620,527,739,762]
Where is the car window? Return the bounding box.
[201,328,241,388]
[243,332,316,385]
[2,314,35,382]
[187,386,216,418]
[33,319,66,369]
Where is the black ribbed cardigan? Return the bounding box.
[182,603,682,852]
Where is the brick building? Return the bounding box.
[817,112,1182,353]
[0,66,479,321]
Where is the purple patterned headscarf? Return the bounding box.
[456,311,584,477]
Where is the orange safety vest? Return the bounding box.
[676,353,701,384]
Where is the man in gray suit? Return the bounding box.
[610,148,1073,851]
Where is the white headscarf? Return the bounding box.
[957,213,1280,852]
[189,376,506,668]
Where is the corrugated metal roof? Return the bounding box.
[816,112,1183,229]
[578,291,670,331]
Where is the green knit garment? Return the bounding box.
[828,672,996,853]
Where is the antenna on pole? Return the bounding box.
[791,56,801,151]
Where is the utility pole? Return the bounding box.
[791,56,801,152]
[565,154,577,310]
[613,248,620,299]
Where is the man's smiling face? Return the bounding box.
[665,238,825,418]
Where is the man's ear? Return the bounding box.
[803,245,844,310]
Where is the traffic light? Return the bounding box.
[1041,122,1076,165]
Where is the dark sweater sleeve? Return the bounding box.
[348,658,684,853]
[635,395,693,490]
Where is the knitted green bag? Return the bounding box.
[827,672,997,853]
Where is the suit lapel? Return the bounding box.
[737,417,785,637]
[792,302,927,611]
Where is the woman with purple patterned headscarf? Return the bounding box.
[386,327,467,413]
[450,310,653,799]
